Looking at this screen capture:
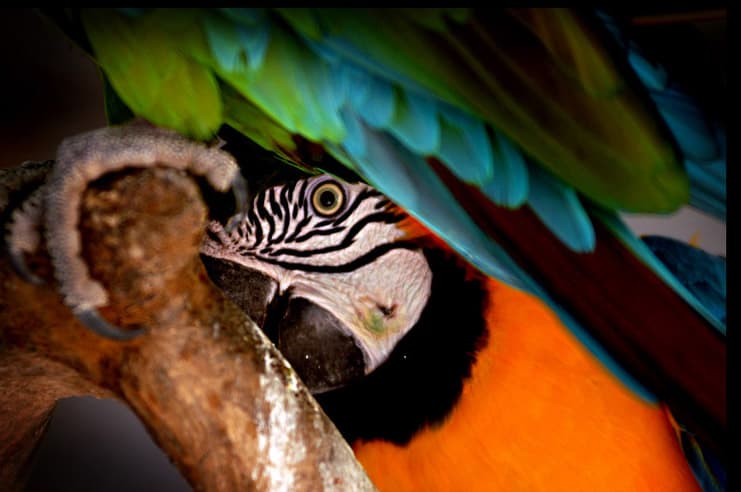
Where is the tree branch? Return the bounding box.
[0,166,375,491]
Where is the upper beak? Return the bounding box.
[200,255,367,394]
[200,254,278,328]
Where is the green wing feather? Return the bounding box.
[42,8,727,464]
[80,9,222,140]
[76,8,689,214]
[278,8,688,212]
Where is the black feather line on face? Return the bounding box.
[273,185,291,244]
[284,214,313,243]
[267,212,403,258]
[315,248,490,445]
[252,241,419,274]
[258,190,277,245]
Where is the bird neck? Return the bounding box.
[314,246,490,445]
[352,277,699,491]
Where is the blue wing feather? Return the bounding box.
[679,429,727,492]
[592,210,726,334]
[598,11,726,220]
[338,110,657,403]
[627,50,668,91]
[650,88,720,162]
[437,105,494,184]
[195,8,726,403]
[527,164,596,253]
[643,236,726,327]
[203,13,270,73]
[346,68,398,129]
[641,234,727,492]
[387,89,440,154]
[480,131,529,208]
[231,9,725,393]
[686,158,726,220]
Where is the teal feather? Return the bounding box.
[685,124,726,219]
[650,88,719,162]
[339,108,366,159]
[642,234,727,492]
[592,209,726,334]
[65,7,726,413]
[437,105,494,184]
[598,10,726,220]
[650,93,725,218]
[204,12,270,73]
[344,67,397,129]
[387,89,440,154]
[643,236,726,328]
[627,50,668,91]
[332,63,366,109]
[303,31,454,114]
[480,130,530,208]
[628,43,719,161]
[301,36,343,65]
[203,12,348,142]
[686,158,726,220]
[628,32,719,161]
[628,46,724,183]
[601,12,721,162]
[345,111,528,289]
[338,110,656,403]
[679,428,727,492]
[527,164,596,253]
[206,8,729,393]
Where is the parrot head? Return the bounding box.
[201,170,489,445]
[201,174,438,394]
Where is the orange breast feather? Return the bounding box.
[354,278,698,491]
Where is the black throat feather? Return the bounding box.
[315,248,490,445]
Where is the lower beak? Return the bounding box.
[201,255,366,394]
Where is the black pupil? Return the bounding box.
[319,189,337,209]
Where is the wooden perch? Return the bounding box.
[0,166,375,491]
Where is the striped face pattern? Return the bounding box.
[202,174,433,373]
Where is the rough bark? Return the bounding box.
[0,167,375,491]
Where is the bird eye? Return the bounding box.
[311,181,345,216]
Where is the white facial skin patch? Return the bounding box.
[202,174,433,373]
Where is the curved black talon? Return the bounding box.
[75,308,146,341]
[6,246,44,285]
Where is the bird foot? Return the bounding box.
[3,122,245,340]
[1,160,54,284]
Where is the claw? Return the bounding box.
[75,308,145,341]
[4,186,45,285]
[6,246,44,285]
[43,124,243,341]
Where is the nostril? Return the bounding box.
[377,303,397,318]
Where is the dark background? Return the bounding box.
[1,8,190,492]
[0,9,105,166]
[0,7,726,492]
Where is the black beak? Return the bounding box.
[201,254,278,327]
[201,255,366,394]
[273,297,366,394]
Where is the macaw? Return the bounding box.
[25,7,725,491]
[197,166,725,491]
